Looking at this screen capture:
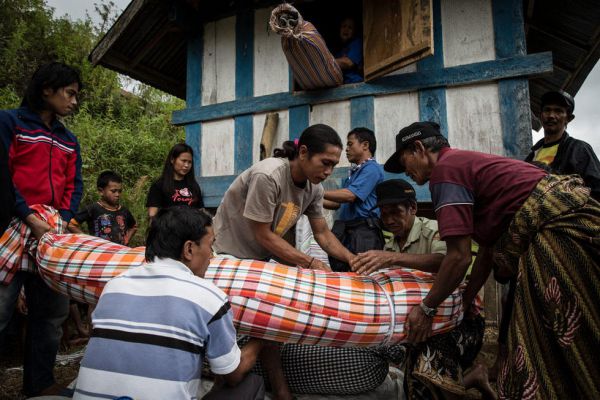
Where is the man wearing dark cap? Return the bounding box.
[384,121,600,399]
[350,179,446,275]
[351,179,495,400]
[525,90,600,200]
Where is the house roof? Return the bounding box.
[90,0,600,106]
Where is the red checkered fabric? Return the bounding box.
[0,205,66,284]
[5,206,467,346]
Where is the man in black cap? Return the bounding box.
[525,90,600,200]
[383,121,600,399]
[351,179,496,400]
[350,179,446,275]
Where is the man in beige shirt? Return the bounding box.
[350,179,446,275]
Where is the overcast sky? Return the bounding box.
[47,0,599,154]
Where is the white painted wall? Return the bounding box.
[374,93,420,163]
[201,119,235,176]
[441,0,502,155]
[252,110,290,163]
[441,0,496,67]
[202,17,236,106]
[446,83,504,154]
[309,101,352,167]
[254,7,289,96]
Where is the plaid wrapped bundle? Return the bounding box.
[35,232,464,347]
[0,204,66,284]
[270,4,343,90]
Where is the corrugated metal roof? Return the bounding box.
[90,0,600,105]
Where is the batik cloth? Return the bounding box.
[404,315,485,399]
[493,175,600,399]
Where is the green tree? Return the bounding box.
[0,0,186,246]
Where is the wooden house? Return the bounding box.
[90,0,599,208]
[90,0,598,325]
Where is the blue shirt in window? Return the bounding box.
[338,159,384,221]
[335,37,363,84]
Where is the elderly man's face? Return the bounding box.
[380,203,416,238]
[399,146,431,185]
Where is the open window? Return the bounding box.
[290,0,433,88]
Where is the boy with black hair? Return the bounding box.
[74,206,266,400]
[69,170,137,245]
[0,61,83,397]
[324,127,385,271]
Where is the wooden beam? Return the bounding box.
[172,52,553,126]
[89,0,149,65]
[199,168,432,208]
[100,50,185,97]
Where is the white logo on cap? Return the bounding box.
[402,131,422,142]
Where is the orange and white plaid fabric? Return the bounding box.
[3,206,466,346]
[0,205,66,284]
[36,233,464,346]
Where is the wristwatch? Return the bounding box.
[419,301,437,317]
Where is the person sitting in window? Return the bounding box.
[334,17,363,84]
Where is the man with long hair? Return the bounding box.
[0,62,83,397]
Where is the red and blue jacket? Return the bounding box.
[0,107,83,222]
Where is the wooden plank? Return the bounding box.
[185,27,203,178]
[201,119,235,176]
[89,0,147,65]
[441,0,495,67]
[363,0,433,81]
[186,30,203,108]
[446,83,504,155]
[493,0,533,159]
[172,52,554,125]
[254,7,289,96]
[288,105,310,140]
[350,96,375,132]
[185,123,202,178]
[202,17,236,105]
[417,0,448,137]
[253,111,289,163]
[201,22,217,105]
[234,11,254,174]
[199,167,432,208]
[374,92,420,165]
[234,116,253,174]
[310,101,351,167]
[235,11,253,99]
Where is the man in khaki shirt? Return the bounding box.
[350,179,446,275]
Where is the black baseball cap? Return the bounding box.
[375,179,416,207]
[383,121,443,173]
[541,90,575,115]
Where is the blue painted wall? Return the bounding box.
[417,0,448,138]
[492,0,533,159]
[234,11,254,174]
[185,29,203,178]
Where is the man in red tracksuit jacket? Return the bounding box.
[0,62,83,397]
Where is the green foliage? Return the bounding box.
[0,0,186,246]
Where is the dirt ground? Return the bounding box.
[0,324,500,400]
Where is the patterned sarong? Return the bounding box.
[270,4,343,90]
[493,175,600,399]
[1,206,466,347]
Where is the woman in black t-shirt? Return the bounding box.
[146,143,204,220]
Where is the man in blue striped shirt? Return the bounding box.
[74,206,266,400]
